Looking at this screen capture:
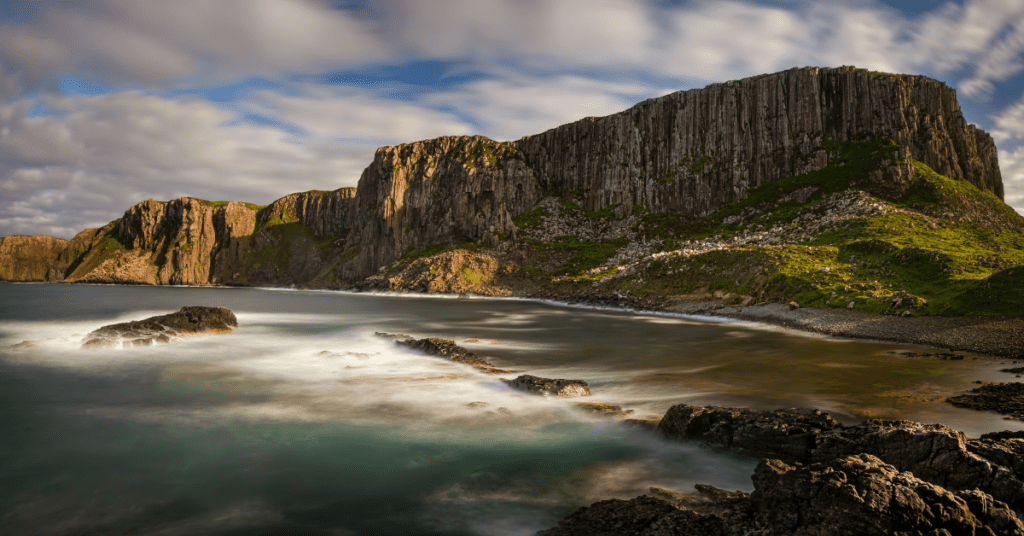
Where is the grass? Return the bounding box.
[528,237,629,277]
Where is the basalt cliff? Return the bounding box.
[2,66,1022,329]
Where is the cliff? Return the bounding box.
[0,66,1016,311]
[0,235,68,282]
[332,66,1002,280]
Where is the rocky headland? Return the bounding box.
[1,66,1022,349]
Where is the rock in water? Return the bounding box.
[502,375,591,397]
[82,306,238,347]
[657,404,843,463]
[386,335,511,374]
[948,382,1024,421]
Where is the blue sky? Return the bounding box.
[2,0,1023,238]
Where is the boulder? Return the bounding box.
[502,375,591,398]
[657,404,843,463]
[82,306,237,347]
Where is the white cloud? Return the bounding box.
[998,145,1024,216]
[0,0,387,97]
[240,83,475,144]
[992,93,1024,142]
[0,91,365,237]
[423,72,662,142]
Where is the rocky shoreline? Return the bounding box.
[383,325,1024,534]
[541,404,1024,535]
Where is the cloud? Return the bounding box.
[0,91,368,237]
[992,93,1024,141]
[239,82,476,145]
[0,0,387,97]
[998,145,1024,216]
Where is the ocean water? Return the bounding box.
[1,283,1020,535]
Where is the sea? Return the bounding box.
[1,282,1020,535]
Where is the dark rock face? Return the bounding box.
[502,374,591,398]
[83,306,237,347]
[948,382,1024,421]
[390,336,511,374]
[539,455,1024,536]
[657,404,843,463]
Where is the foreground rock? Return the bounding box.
[539,455,1024,536]
[657,404,843,463]
[814,419,1024,510]
[502,375,591,398]
[82,306,238,347]
[948,382,1024,421]
[377,333,511,374]
[656,404,1024,512]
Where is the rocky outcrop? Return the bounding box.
[0,235,68,281]
[657,404,843,464]
[948,382,1024,421]
[389,335,511,374]
[747,454,1024,536]
[657,405,1024,512]
[82,306,238,347]
[813,420,1024,511]
[540,455,1024,536]
[502,375,591,397]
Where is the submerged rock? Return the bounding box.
[382,334,511,374]
[82,306,237,347]
[502,375,591,398]
[657,404,843,464]
[574,402,634,417]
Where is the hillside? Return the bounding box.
[1,66,1022,349]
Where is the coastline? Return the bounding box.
[5,279,1021,358]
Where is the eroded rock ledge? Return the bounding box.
[82,306,238,347]
[540,403,1024,535]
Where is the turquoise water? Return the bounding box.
[1,283,1019,535]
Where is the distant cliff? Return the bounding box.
[0,66,1009,292]
[0,235,68,281]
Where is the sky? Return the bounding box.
[2,0,1024,239]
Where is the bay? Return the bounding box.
[1,283,1019,535]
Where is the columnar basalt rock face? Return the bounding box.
[515,66,1001,217]
[332,66,1001,280]
[258,188,356,237]
[339,136,541,280]
[0,235,68,281]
